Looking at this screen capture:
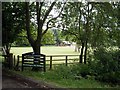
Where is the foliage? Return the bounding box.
[41,30,55,45]
[25,2,65,55]
[71,64,94,78]
[91,48,120,83]
[13,29,55,46]
[53,64,74,79]
[3,1,120,82]
[2,2,25,54]
[13,37,30,47]
[61,2,120,63]
[13,65,113,88]
[12,29,30,46]
[43,48,120,84]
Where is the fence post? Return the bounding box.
[22,54,24,71]
[50,56,52,70]
[44,55,46,72]
[9,53,13,69]
[16,55,19,68]
[65,56,68,66]
[13,55,15,67]
[79,55,82,63]
[17,55,19,63]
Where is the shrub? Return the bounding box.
[53,64,74,79]
[70,64,94,78]
[53,64,94,80]
[50,48,120,85]
[91,48,120,84]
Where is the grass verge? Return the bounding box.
[12,68,118,88]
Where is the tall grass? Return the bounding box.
[13,64,113,88]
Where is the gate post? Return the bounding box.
[50,56,52,70]
[9,53,13,69]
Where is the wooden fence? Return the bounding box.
[22,52,46,72]
[2,54,80,70]
[46,55,80,69]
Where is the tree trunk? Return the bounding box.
[84,40,88,64]
[75,43,80,52]
[3,45,13,69]
[80,42,84,63]
[25,2,56,71]
[32,42,41,71]
[4,45,10,55]
[33,43,40,55]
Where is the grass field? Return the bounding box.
[10,46,79,56]
[10,46,80,65]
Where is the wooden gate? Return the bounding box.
[22,52,46,72]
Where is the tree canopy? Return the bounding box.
[2,2,25,54]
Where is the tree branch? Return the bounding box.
[36,2,43,42]
[65,30,79,39]
[39,2,44,18]
[18,35,28,38]
[42,2,66,36]
[25,2,34,45]
[42,1,56,24]
[36,2,39,25]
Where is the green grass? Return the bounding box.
[10,46,80,65]
[10,46,79,56]
[9,46,120,88]
[13,70,114,88]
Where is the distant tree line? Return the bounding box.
[12,30,55,46]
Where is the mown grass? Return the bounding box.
[10,46,79,56]
[10,46,80,65]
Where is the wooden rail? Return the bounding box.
[22,52,46,72]
[46,55,80,69]
[11,54,80,70]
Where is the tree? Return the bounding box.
[2,2,25,69]
[61,2,119,64]
[25,2,65,54]
[13,29,55,46]
[85,2,120,63]
[61,2,82,51]
[13,29,30,47]
[61,2,92,64]
[41,30,55,45]
[2,2,25,55]
[25,2,65,70]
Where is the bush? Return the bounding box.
[72,64,92,77]
[53,64,94,80]
[97,71,120,84]
[53,64,74,79]
[50,49,120,84]
[91,48,120,84]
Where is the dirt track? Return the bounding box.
[2,70,51,89]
